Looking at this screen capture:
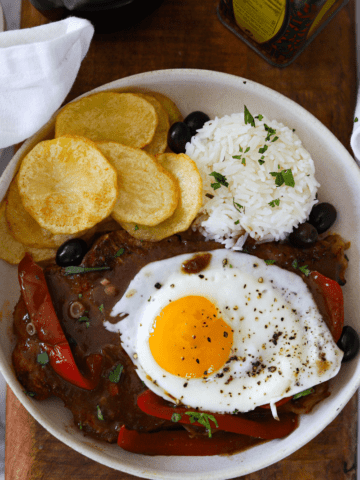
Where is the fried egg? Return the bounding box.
[104,250,343,415]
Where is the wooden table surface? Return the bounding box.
[5,0,358,479]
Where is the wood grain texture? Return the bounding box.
[5,0,358,478]
[20,0,357,150]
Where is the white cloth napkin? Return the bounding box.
[0,17,94,149]
[351,88,360,164]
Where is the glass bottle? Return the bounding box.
[217,0,349,67]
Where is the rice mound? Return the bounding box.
[185,112,319,249]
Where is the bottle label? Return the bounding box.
[232,0,286,44]
[306,0,338,39]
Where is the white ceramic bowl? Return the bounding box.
[1,69,360,479]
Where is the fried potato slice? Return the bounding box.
[137,94,170,155]
[96,142,179,226]
[17,136,118,234]
[55,92,157,148]
[0,202,56,265]
[147,92,183,125]
[6,175,77,248]
[118,153,202,241]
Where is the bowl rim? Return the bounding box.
[1,68,360,479]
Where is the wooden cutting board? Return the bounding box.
[5,1,358,479]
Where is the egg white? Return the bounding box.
[104,250,343,414]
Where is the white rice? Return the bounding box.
[185,111,320,250]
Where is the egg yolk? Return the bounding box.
[149,295,233,379]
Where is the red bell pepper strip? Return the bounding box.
[137,389,298,440]
[118,425,260,456]
[18,253,102,390]
[308,271,344,342]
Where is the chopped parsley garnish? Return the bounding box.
[234,220,240,225]
[272,136,279,142]
[232,408,239,414]
[282,169,295,187]
[99,304,104,313]
[259,145,268,154]
[268,199,280,207]
[134,225,139,231]
[24,391,36,397]
[258,159,265,165]
[64,265,110,275]
[114,248,124,257]
[109,364,123,383]
[233,146,249,164]
[209,171,229,190]
[205,193,214,199]
[355,117,358,123]
[233,198,243,212]
[37,352,49,366]
[79,316,90,328]
[265,259,276,265]
[171,412,182,423]
[270,171,284,186]
[270,169,295,188]
[292,259,310,276]
[78,293,82,299]
[264,124,277,141]
[79,422,83,430]
[293,387,314,400]
[299,265,310,276]
[244,105,255,127]
[255,114,263,121]
[185,412,219,438]
[96,405,104,421]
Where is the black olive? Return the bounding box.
[184,111,210,137]
[308,202,337,234]
[56,238,88,267]
[337,326,360,362]
[167,122,192,154]
[288,222,318,248]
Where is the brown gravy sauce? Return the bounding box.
[11,229,348,452]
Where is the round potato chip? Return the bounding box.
[96,142,179,227]
[137,94,170,155]
[30,246,57,263]
[6,175,77,248]
[147,92,183,125]
[119,153,202,241]
[0,202,56,265]
[146,92,183,154]
[55,92,158,148]
[17,136,118,234]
